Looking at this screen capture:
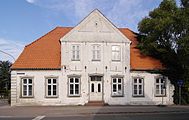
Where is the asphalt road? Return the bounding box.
[1,102,189,120]
[0,112,189,120]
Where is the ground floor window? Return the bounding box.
[155,77,166,96]
[46,78,58,97]
[21,78,33,97]
[133,77,144,97]
[112,77,123,96]
[68,77,80,96]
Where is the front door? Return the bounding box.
[89,76,103,101]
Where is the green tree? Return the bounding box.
[138,0,189,104]
[0,61,12,91]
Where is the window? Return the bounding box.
[21,78,33,97]
[46,78,58,97]
[112,77,123,96]
[112,46,121,61]
[155,77,166,96]
[68,77,80,96]
[133,77,144,97]
[72,45,80,61]
[92,45,100,60]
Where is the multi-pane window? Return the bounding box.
[92,45,101,60]
[46,78,58,97]
[72,45,80,60]
[155,77,166,96]
[21,78,33,97]
[112,77,123,96]
[112,46,121,61]
[133,77,144,97]
[68,77,80,96]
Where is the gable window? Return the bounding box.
[92,45,101,61]
[46,78,58,97]
[112,77,123,96]
[68,77,80,96]
[155,77,166,96]
[21,78,33,97]
[112,45,121,61]
[72,45,80,61]
[133,77,144,97]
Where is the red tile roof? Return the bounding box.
[11,27,163,70]
[119,28,163,70]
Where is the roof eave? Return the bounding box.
[11,68,61,70]
[130,68,165,73]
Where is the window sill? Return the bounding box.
[155,95,166,97]
[111,95,124,97]
[45,96,58,98]
[112,60,121,62]
[21,96,34,98]
[132,95,145,97]
[68,95,81,97]
[92,59,101,61]
[71,59,80,61]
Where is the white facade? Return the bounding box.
[11,10,174,106]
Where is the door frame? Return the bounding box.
[88,74,104,101]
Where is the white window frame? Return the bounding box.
[112,45,121,61]
[72,45,80,61]
[21,77,33,98]
[92,45,101,61]
[46,78,58,98]
[155,77,166,97]
[133,77,144,97]
[112,77,123,97]
[68,77,80,96]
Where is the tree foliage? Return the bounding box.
[0,61,12,91]
[138,0,189,104]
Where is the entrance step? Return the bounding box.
[85,101,105,106]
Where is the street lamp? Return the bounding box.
[0,50,15,91]
[0,50,15,61]
[161,77,166,106]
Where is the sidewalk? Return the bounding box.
[0,105,189,117]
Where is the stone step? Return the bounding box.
[85,101,105,106]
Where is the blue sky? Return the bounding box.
[0,0,180,62]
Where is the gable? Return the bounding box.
[60,9,131,43]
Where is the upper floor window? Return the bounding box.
[133,77,144,97]
[92,45,101,61]
[155,77,166,96]
[112,45,120,61]
[21,78,33,97]
[72,45,80,61]
[46,78,58,97]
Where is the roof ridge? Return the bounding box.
[57,26,73,29]
[118,27,129,29]
[25,27,61,47]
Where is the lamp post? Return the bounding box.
[0,50,15,61]
[0,50,15,90]
[162,80,165,105]
[177,80,184,105]
[161,77,166,106]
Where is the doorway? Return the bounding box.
[89,76,103,101]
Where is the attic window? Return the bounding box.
[95,22,98,26]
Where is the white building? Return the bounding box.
[11,9,174,106]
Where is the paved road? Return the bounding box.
[0,112,189,120]
[0,105,189,120]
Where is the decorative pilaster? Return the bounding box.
[11,71,17,106]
